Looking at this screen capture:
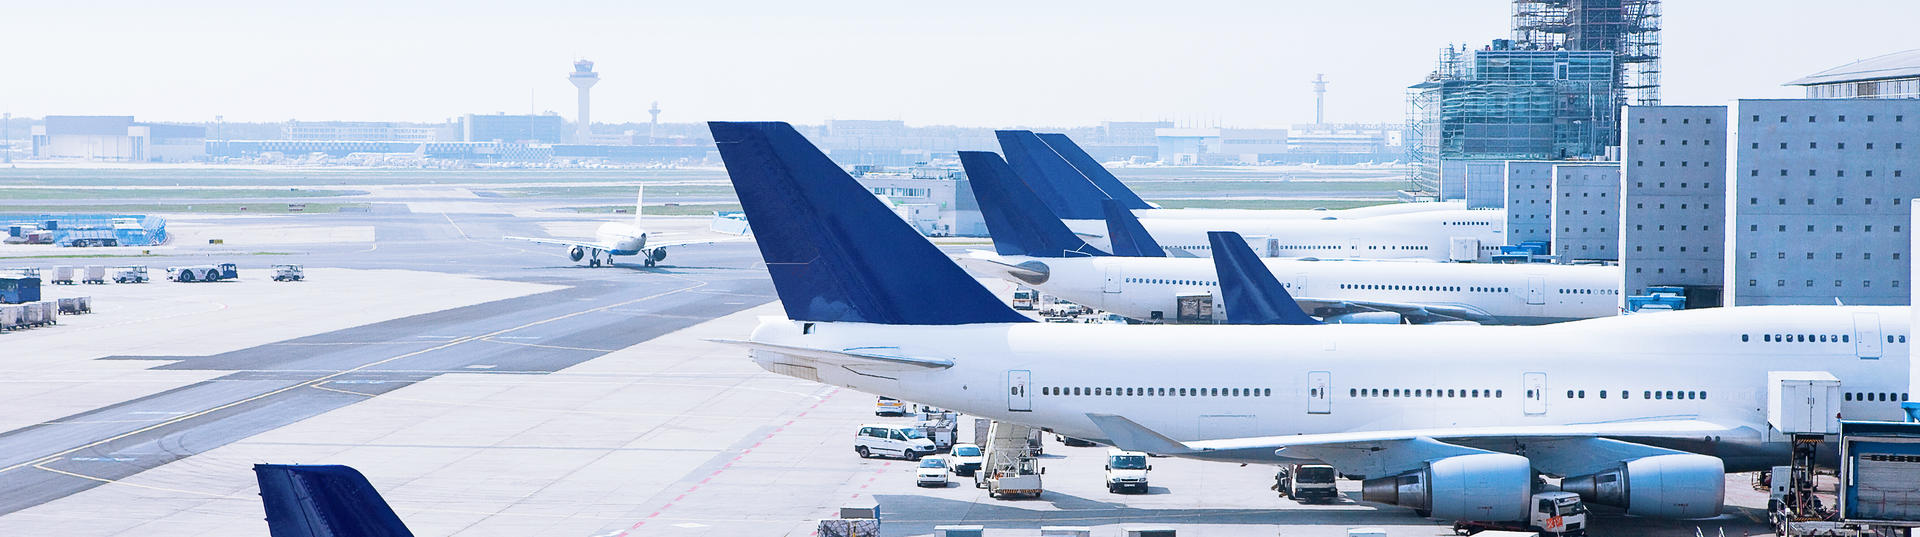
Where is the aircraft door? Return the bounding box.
[1007,370,1032,412]
[1307,371,1332,414]
[1526,276,1546,305]
[1854,312,1883,359]
[1267,238,1280,258]
[1523,372,1547,415]
[1103,264,1123,294]
[1291,273,1308,294]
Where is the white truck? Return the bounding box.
[167,263,238,282]
[1451,491,1588,536]
[977,421,1043,499]
[113,266,149,284]
[1103,449,1151,493]
[1011,288,1037,310]
[271,264,305,282]
[1276,464,1340,503]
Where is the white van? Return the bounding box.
[1104,449,1151,493]
[855,423,937,460]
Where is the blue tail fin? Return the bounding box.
[996,130,1109,220]
[255,464,413,537]
[959,151,1109,258]
[1102,199,1165,257]
[1208,231,1321,325]
[1039,133,1152,210]
[711,122,1030,325]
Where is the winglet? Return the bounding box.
[997,130,1109,220]
[1209,231,1322,325]
[1102,199,1165,257]
[710,122,1030,325]
[1085,414,1196,455]
[255,464,413,537]
[1038,133,1152,210]
[632,185,645,227]
[959,151,1108,258]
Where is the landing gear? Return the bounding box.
[588,255,601,268]
[644,258,656,267]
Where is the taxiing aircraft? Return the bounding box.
[710,121,1913,522]
[956,151,1619,324]
[504,187,743,267]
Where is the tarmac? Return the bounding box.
[0,193,1781,536]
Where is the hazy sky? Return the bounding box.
[4,1,1917,128]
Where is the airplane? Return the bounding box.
[709,121,1913,522]
[955,151,1620,324]
[504,186,744,267]
[994,130,1507,261]
[256,464,412,537]
[1003,130,1465,221]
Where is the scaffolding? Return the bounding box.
[1511,0,1662,106]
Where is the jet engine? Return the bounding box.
[1361,453,1531,520]
[1561,454,1724,519]
[568,246,586,262]
[649,248,668,262]
[1321,312,1403,324]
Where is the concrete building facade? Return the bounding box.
[1549,163,1621,262]
[852,166,985,237]
[30,116,205,162]
[1619,105,1726,304]
[1503,160,1558,245]
[1729,99,1920,306]
[463,113,565,143]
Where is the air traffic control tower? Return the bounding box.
[569,60,600,143]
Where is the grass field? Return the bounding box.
[480,185,735,198]
[0,188,361,200]
[0,203,372,214]
[554,203,742,216]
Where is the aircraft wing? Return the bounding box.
[1087,413,1745,477]
[503,236,616,251]
[643,235,753,250]
[1293,296,1499,324]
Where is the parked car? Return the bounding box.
[948,443,984,477]
[855,423,936,460]
[915,456,951,487]
[875,396,906,416]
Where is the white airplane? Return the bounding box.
[994,131,1505,261]
[504,187,744,267]
[954,151,1617,324]
[710,121,1914,523]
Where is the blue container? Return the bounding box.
[0,277,41,304]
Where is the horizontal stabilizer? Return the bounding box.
[1102,199,1165,257]
[1209,231,1321,325]
[708,339,955,369]
[255,464,413,537]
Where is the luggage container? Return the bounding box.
[0,276,40,304]
[50,266,76,285]
[22,301,48,326]
[0,304,23,330]
[82,265,107,284]
[76,296,92,313]
[57,297,91,314]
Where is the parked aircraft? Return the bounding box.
[256,464,412,537]
[709,121,1913,522]
[956,151,1619,324]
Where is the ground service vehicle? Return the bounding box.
[168,263,238,282]
[978,421,1044,499]
[113,266,148,283]
[1011,288,1037,310]
[50,266,75,285]
[272,264,304,281]
[1104,449,1151,493]
[948,444,983,477]
[82,265,106,284]
[1277,464,1339,503]
[854,424,935,460]
[874,397,906,416]
[915,457,950,487]
[1452,492,1587,536]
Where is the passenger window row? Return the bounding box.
[1042,386,1271,398]
[1126,277,1217,286]
[1350,387,1502,399]
[1889,335,1910,344]
[1845,392,1910,402]
[1556,288,1618,295]
[1738,333,1853,343]
[1339,283,1465,292]
[1443,221,1493,226]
